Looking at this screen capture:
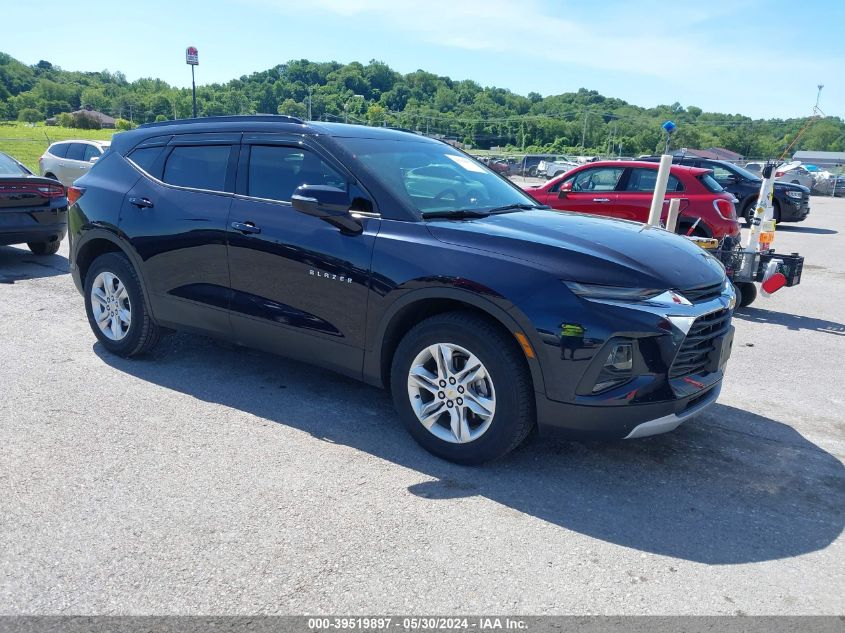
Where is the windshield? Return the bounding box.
[0,153,27,176]
[332,137,540,216]
[729,163,762,181]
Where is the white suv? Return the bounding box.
[39,140,111,186]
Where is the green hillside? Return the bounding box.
[2,52,843,162]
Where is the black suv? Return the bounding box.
[643,156,810,225]
[68,116,736,464]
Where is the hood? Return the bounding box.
[774,181,810,193]
[427,210,726,291]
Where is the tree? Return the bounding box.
[278,99,306,118]
[17,107,42,123]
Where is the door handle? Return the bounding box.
[592,197,610,202]
[231,221,261,234]
[128,196,154,209]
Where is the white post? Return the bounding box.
[648,154,673,226]
[745,163,777,253]
[665,197,681,233]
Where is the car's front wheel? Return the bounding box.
[390,311,535,464]
[84,252,161,357]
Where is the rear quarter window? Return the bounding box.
[699,173,724,193]
[49,143,69,158]
[127,147,164,175]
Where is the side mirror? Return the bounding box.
[558,181,573,198]
[291,185,363,235]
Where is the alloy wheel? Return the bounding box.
[406,342,496,444]
[90,271,131,341]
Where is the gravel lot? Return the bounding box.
[1,197,843,615]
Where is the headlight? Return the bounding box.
[725,278,737,311]
[785,190,803,199]
[564,281,663,301]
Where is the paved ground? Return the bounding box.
[1,197,843,615]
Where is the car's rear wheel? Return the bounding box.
[390,311,535,464]
[44,173,58,181]
[27,239,61,255]
[84,252,161,357]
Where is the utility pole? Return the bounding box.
[581,111,588,151]
[307,86,313,121]
[814,84,824,113]
[344,94,364,124]
[186,47,199,118]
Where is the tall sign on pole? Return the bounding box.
[186,46,199,118]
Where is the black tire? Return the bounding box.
[528,166,538,177]
[83,252,161,357]
[390,311,535,464]
[772,200,781,223]
[44,173,58,181]
[736,282,757,308]
[27,239,61,255]
[741,199,756,226]
[742,199,779,225]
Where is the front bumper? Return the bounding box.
[533,282,734,440]
[779,196,810,222]
[536,381,721,440]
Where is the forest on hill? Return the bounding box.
[2,52,843,157]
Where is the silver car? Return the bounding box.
[744,161,814,189]
[38,140,111,186]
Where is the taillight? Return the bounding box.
[775,171,785,178]
[0,181,64,198]
[713,198,736,221]
[67,186,85,206]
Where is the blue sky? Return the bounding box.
[4,0,843,119]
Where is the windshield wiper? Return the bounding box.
[421,209,491,219]
[487,203,549,214]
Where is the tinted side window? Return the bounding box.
[710,165,733,182]
[623,168,683,192]
[247,145,346,202]
[127,147,164,174]
[65,143,86,161]
[572,167,624,192]
[163,145,231,191]
[82,144,101,161]
[49,143,69,158]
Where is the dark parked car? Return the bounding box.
[0,151,67,255]
[68,116,736,464]
[642,156,810,225]
[509,154,560,177]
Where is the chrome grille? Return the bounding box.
[669,308,732,379]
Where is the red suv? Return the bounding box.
[522,160,740,240]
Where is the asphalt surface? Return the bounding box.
[1,197,843,615]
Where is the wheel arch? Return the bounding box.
[676,218,713,238]
[363,288,547,395]
[74,231,154,315]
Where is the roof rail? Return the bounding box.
[138,114,305,129]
